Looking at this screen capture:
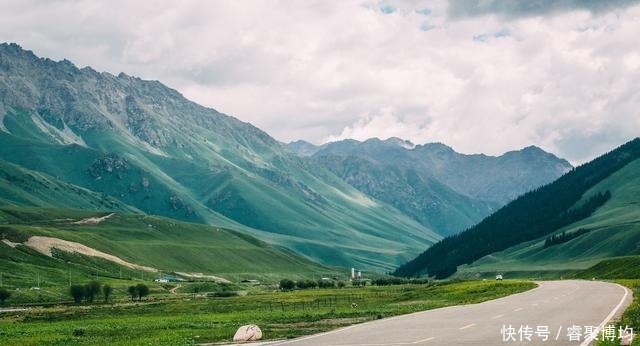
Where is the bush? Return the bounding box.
[73,328,86,337]
[70,285,86,304]
[279,279,295,291]
[337,281,346,288]
[103,284,113,303]
[127,286,138,301]
[207,291,237,297]
[136,284,149,300]
[0,288,11,304]
[85,281,101,303]
[318,280,335,288]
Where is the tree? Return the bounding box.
[337,281,346,288]
[103,284,113,303]
[85,281,101,303]
[136,284,149,301]
[70,285,86,304]
[127,286,138,301]
[279,279,295,291]
[0,288,11,304]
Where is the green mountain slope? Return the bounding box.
[0,43,440,270]
[0,206,336,287]
[0,159,138,212]
[291,138,571,236]
[457,154,640,278]
[395,137,640,278]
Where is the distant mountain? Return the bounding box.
[289,137,571,236]
[395,137,640,279]
[0,43,441,271]
[287,140,323,157]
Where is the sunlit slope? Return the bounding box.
[458,157,640,277]
[0,206,337,285]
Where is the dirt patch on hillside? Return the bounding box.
[72,213,115,225]
[24,236,157,272]
[174,272,231,283]
[1,239,19,248]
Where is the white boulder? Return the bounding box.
[233,324,263,342]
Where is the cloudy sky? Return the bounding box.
[1,0,639,163]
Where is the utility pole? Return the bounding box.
[119,268,122,280]
[37,272,40,288]
[68,269,71,287]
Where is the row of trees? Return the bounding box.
[279,279,347,290]
[70,281,112,303]
[544,228,591,248]
[127,284,150,301]
[69,282,150,303]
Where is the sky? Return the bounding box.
[1,0,640,164]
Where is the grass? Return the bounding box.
[595,280,640,346]
[0,280,535,346]
[0,206,340,292]
[574,256,640,280]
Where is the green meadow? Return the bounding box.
[0,280,535,346]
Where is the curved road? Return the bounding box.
[266,280,632,346]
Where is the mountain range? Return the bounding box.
[395,137,640,278]
[0,43,577,275]
[288,138,571,235]
[0,43,441,271]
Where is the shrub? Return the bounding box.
[85,281,101,303]
[207,291,237,297]
[136,284,149,300]
[103,284,113,303]
[73,328,86,337]
[127,286,138,301]
[279,279,295,291]
[70,285,86,304]
[0,288,11,304]
[337,281,346,288]
[318,280,335,288]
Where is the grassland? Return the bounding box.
[0,280,535,346]
[0,206,340,296]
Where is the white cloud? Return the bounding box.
[0,0,639,163]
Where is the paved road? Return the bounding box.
[266,280,632,346]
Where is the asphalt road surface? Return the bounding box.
[265,280,632,346]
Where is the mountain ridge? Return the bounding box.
[288,137,572,236]
[0,43,440,271]
[395,137,640,278]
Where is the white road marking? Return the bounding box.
[579,284,630,346]
[532,303,538,306]
[491,314,505,319]
[459,323,476,330]
[514,307,524,312]
[412,336,435,343]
